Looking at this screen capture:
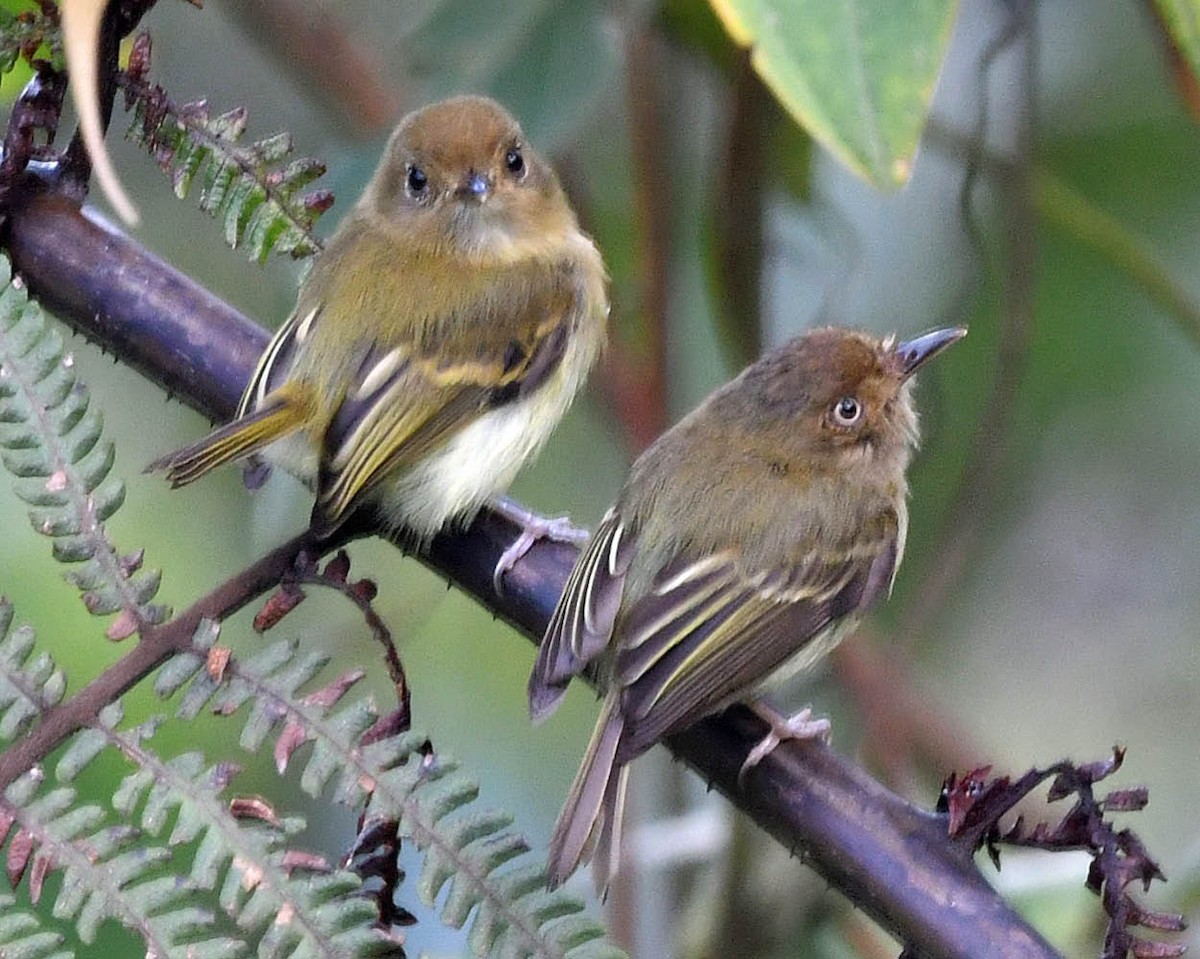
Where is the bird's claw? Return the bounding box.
[737,706,831,789]
[492,513,589,595]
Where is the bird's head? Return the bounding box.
[364,95,575,262]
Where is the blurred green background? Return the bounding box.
[2,0,1200,955]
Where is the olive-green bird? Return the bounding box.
[528,325,966,892]
[151,96,608,576]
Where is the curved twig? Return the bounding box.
[896,0,1038,646]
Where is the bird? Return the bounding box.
[528,325,966,892]
[149,95,608,580]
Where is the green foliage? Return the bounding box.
[0,615,388,958]
[125,94,333,263]
[708,0,959,186]
[0,251,624,957]
[0,892,71,959]
[0,598,66,739]
[120,34,333,264]
[0,258,167,637]
[0,1,63,76]
[1152,0,1200,82]
[159,633,625,959]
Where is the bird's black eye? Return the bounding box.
[406,164,428,197]
[832,396,862,426]
[504,146,525,178]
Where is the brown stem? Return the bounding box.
[896,1,1038,646]
[603,20,670,454]
[712,52,767,370]
[220,0,401,136]
[0,529,314,791]
[0,187,1060,958]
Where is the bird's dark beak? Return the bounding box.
[895,327,967,378]
[456,171,491,203]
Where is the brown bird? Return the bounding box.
[150,96,608,580]
[528,325,966,892]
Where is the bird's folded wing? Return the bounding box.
[311,282,578,533]
[236,303,312,420]
[529,509,637,721]
[612,520,899,761]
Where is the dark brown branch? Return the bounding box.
[0,67,68,210]
[7,191,267,423]
[1,189,1059,959]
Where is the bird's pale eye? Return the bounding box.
[831,396,863,426]
[504,145,526,179]
[405,164,429,198]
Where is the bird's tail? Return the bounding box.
[547,698,628,896]
[147,388,310,488]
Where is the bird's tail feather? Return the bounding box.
[546,700,625,892]
[147,391,308,488]
[591,762,629,898]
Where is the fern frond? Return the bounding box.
[165,636,625,959]
[0,597,66,743]
[105,712,384,958]
[0,2,64,76]
[2,740,205,955]
[118,34,332,264]
[0,255,167,636]
[0,891,71,959]
[1,649,389,957]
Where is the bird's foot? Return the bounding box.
[490,496,589,594]
[737,703,831,788]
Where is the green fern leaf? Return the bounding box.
[120,38,333,264]
[0,3,64,75]
[0,599,67,743]
[0,892,72,959]
[0,256,167,632]
[175,637,627,959]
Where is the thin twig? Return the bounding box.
[896,0,1038,646]
[0,529,317,792]
[293,549,408,698]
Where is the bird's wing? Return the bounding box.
[236,303,313,419]
[310,278,579,535]
[529,509,638,722]
[611,514,899,761]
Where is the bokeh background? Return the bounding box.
[1,0,1199,955]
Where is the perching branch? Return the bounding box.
[0,187,1062,959]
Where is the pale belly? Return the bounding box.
[375,327,599,539]
[377,389,554,538]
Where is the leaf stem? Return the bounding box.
[1034,167,1200,346]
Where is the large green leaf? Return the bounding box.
[709,0,958,186]
[1151,0,1200,91]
